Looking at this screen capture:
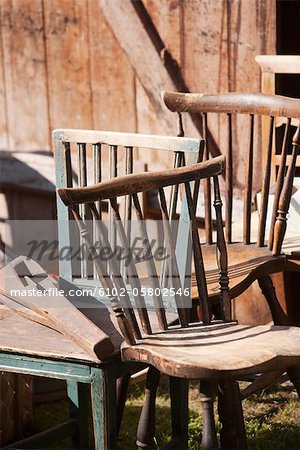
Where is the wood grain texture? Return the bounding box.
[0,0,49,150]
[163,92,300,118]
[54,128,200,153]
[0,1,8,149]
[98,0,198,137]
[88,0,136,133]
[58,156,225,205]
[0,257,114,360]
[44,0,93,130]
[121,323,300,379]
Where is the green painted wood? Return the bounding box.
[105,362,118,448]
[0,353,94,382]
[67,381,90,449]
[54,138,73,282]
[176,151,201,293]
[91,367,106,450]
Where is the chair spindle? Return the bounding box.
[257,116,274,247]
[107,198,152,335]
[269,118,291,250]
[132,193,168,331]
[243,114,254,245]
[73,204,140,345]
[78,143,89,278]
[272,122,300,256]
[213,176,231,321]
[184,181,210,324]
[203,113,213,244]
[225,113,233,244]
[159,187,188,327]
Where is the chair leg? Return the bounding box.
[105,365,119,449]
[287,365,300,399]
[67,381,89,449]
[199,380,219,450]
[258,275,290,325]
[116,373,131,434]
[136,366,160,449]
[169,376,189,449]
[218,380,247,449]
[258,275,300,400]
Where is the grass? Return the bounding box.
[25,377,300,449]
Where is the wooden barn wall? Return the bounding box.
[0,0,276,186]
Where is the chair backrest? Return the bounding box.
[163,92,300,255]
[57,157,228,344]
[53,130,204,286]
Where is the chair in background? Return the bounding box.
[59,157,300,450]
[162,91,300,340]
[53,129,203,448]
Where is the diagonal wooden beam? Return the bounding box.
[98,0,220,158]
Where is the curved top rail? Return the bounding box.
[58,155,225,206]
[53,129,201,153]
[162,91,300,118]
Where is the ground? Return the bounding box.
[29,376,300,449]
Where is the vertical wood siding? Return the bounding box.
[0,0,276,185]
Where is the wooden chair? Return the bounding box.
[162,91,300,447]
[53,129,203,448]
[58,158,300,449]
[163,92,300,348]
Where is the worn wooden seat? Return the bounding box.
[121,323,300,379]
[58,157,300,449]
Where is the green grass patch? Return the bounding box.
[21,377,300,449]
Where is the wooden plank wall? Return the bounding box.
[0,0,276,184]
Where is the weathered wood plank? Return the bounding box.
[183,0,276,191]
[0,2,8,149]
[0,257,114,360]
[135,0,181,167]
[44,0,93,130]
[98,0,197,136]
[88,0,136,133]
[0,0,49,150]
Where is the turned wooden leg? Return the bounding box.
[218,380,247,449]
[287,365,300,399]
[258,276,300,401]
[116,373,131,434]
[169,377,189,449]
[199,380,219,450]
[258,275,290,325]
[136,366,160,449]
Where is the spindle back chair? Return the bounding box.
[58,159,300,450]
[53,129,203,448]
[163,91,300,301]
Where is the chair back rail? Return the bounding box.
[54,130,203,286]
[163,91,300,253]
[58,158,229,345]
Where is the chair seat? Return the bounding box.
[121,323,300,379]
